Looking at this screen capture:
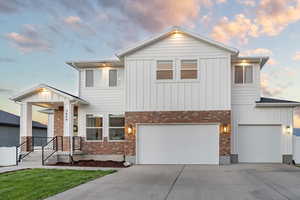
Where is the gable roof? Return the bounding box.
[116,26,239,58]
[256,97,300,107]
[0,110,47,129]
[10,84,88,104]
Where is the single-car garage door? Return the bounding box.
[137,124,219,164]
[238,125,282,163]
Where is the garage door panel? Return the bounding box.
[238,125,281,163]
[137,124,219,164]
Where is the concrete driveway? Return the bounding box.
[47,164,300,200]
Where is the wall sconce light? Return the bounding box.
[223,124,229,134]
[286,125,292,135]
[127,124,133,134]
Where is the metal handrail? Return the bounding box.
[16,138,33,165]
[42,136,63,165]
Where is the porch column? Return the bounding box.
[47,113,54,138]
[63,101,74,154]
[20,102,32,151]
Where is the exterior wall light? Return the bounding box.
[223,124,229,134]
[127,124,133,134]
[286,125,292,135]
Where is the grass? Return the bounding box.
[0,168,116,200]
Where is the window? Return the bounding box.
[109,69,118,87]
[86,114,103,140]
[109,114,125,141]
[181,59,197,79]
[156,60,173,80]
[234,65,253,84]
[85,70,94,87]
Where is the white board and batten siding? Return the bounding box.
[232,105,294,156]
[231,63,261,105]
[125,33,232,111]
[293,136,300,164]
[78,68,125,137]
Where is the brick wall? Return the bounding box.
[125,111,231,156]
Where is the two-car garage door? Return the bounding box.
[238,125,282,163]
[137,124,219,164]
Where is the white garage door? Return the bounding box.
[137,124,219,164]
[238,125,282,163]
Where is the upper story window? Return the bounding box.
[234,65,253,84]
[156,60,173,80]
[181,59,197,79]
[109,69,118,87]
[86,114,103,141]
[85,70,94,87]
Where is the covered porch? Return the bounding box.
[10,84,88,159]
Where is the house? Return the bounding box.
[0,110,47,147]
[10,26,300,165]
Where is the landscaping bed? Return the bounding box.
[0,168,115,200]
[52,160,128,168]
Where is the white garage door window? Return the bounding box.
[238,125,282,163]
[137,124,219,164]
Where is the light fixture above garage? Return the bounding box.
[286,125,292,135]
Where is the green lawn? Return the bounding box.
[0,168,116,200]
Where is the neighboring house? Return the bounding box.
[294,128,300,136]
[0,110,47,147]
[10,26,300,165]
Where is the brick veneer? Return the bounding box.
[79,110,231,158]
[125,111,231,157]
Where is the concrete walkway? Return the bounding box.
[47,164,300,200]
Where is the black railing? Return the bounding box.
[16,138,33,165]
[72,136,82,151]
[32,137,53,147]
[42,136,63,165]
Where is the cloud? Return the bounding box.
[0,0,22,14]
[216,0,227,4]
[0,57,15,63]
[83,45,95,54]
[261,73,286,97]
[293,51,300,60]
[5,24,52,53]
[236,0,256,7]
[212,0,300,44]
[256,0,300,36]
[0,88,14,94]
[63,16,96,36]
[211,14,259,44]
[98,0,211,33]
[240,48,278,65]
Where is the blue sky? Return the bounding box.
[1,0,300,126]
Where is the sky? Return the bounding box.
[0,0,300,126]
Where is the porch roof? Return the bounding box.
[10,84,88,105]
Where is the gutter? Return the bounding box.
[256,103,300,107]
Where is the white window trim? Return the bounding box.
[155,59,176,82]
[85,69,94,88]
[109,69,118,88]
[233,64,254,85]
[178,58,200,81]
[85,114,104,142]
[108,113,125,142]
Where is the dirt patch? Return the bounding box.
[52,160,128,168]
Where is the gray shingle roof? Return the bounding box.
[256,97,300,104]
[0,110,47,129]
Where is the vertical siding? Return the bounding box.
[78,67,125,137]
[231,105,294,155]
[125,33,231,111]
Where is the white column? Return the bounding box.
[20,102,32,139]
[64,101,74,154]
[47,113,54,138]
